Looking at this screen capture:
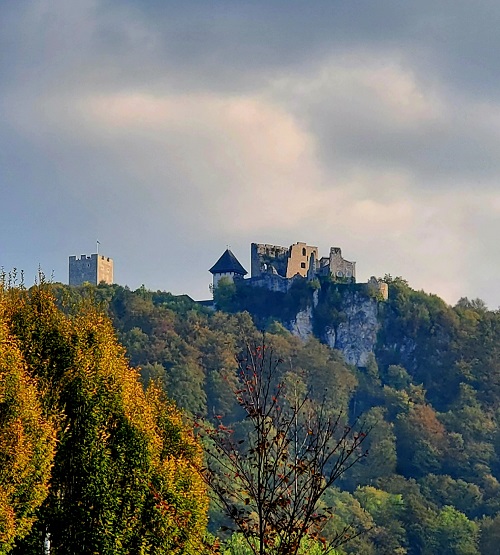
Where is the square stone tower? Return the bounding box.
[69,253,114,286]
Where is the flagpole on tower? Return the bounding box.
[96,240,100,255]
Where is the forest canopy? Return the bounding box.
[2,276,500,554]
[47,279,500,555]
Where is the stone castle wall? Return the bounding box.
[285,242,319,278]
[318,247,356,281]
[252,241,356,283]
[246,272,303,293]
[251,241,319,279]
[69,254,113,286]
[251,243,289,277]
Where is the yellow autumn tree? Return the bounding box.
[0,284,209,555]
[0,297,56,554]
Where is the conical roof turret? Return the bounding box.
[209,249,247,276]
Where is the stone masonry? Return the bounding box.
[69,254,114,286]
[251,241,355,282]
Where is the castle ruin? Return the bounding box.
[251,242,356,282]
[210,241,388,300]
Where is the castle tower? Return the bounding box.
[69,253,114,286]
[285,242,319,278]
[209,249,247,289]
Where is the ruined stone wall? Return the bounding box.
[285,242,319,278]
[318,247,356,281]
[246,273,294,293]
[366,277,389,301]
[251,242,321,279]
[251,243,289,277]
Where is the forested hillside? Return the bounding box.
[46,278,500,555]
[4,278,500,553]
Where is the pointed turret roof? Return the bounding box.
[209,249,247,276]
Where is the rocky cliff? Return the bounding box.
[214,275,386,367]
[287,285,382,367]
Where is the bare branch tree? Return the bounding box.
[199,340,369,555]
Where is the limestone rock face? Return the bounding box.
[288,288,380,367]
[289,305,314,341]
[333,292,379,367]
[324,327,336,350]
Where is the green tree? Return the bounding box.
[354,486,407,553]
[478,513,500,554]
[344,407,397,487]
[213,279,238,312]
[319,488,375,554]
[395,404,447,478]
[427,506,479,555]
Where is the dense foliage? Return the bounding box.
[0,298,55,553]
[0,283,208,554]
[201,343,368,555]
[47,279,500,554]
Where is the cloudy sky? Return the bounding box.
[2,1,500,306]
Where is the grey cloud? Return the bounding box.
[4,1,500,101]
[89,0,500,98]
[3,1,500,306]
[309,105,500,186]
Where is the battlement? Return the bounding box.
[69,253,114,286]
[69,254,112,263]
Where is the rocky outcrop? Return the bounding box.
[289,305,314,340]
[287,290,319,341]
[331,292,379,367]
[288,287,381,367]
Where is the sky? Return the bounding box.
[2,1,500,306]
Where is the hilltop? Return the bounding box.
[47,277,500,554]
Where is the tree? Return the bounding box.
[200,340,368,555]
[0,305,56,553]
[319,488,375,554]
[478,513,500,554]
[212,279,238,312]
[428,506,479,555]
[1,284,209,555]
[344,407,397,487]
[354,486,407,553]
[395,404,447,478]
